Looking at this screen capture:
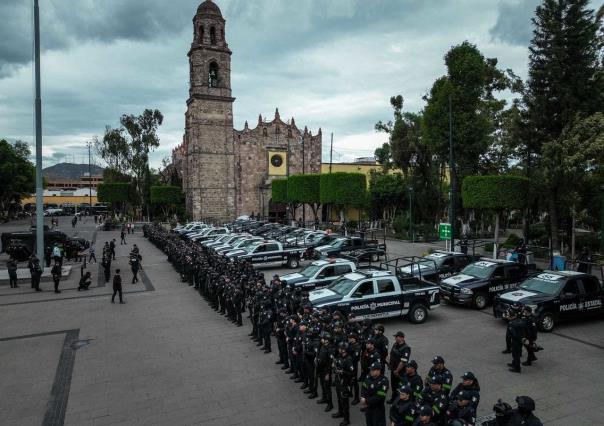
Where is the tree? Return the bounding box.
[524,0,602,250]
[368,171,406,223]
[150,185,183,220]
[375,96,422,179]
[0,140,35,217]
[423,42,510,183]
[97,182,131,215]
[462,175,529,244]
[320,172,366,222]
[287,174,321,220]
[271,179,288,203]
[95,109,164,215]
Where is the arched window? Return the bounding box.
[210,27,217,45]
[275,126,281,134]
[287,129,293,138]
[209,62,219,87]
[263,128,268,137]
[199,25,205,42]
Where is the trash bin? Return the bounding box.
[551,255,566,271]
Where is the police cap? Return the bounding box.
[461,371,476,381]
[393,331,405,338]
[406,360,418,370]
[432,355,445,365]
[515,396,536,412]
[369,362,382,371]
[430,374,444,385]
[419,405,432,417]
[398,384,412,395]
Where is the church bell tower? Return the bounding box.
[184,0,236,221]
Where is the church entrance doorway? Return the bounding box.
[268,198,286,222]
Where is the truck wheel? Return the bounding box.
[538,312,556,332]
[473,293,488,310]
[408,304,428,324]
[287,257,299,269]
[370,253,379,262]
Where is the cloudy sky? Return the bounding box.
[1,0,602,168]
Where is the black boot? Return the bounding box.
[331,411,343,418]
[325,403,333,412]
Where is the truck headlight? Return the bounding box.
[460,288,473,295]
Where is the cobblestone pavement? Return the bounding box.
[1,218,603,425]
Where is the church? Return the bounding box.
[175,0,322,222]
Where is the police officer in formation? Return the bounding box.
[144,224,542,426]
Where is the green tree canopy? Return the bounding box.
[271,179,288,204]
[97,183,131,203]
[368,172,406,222]
[462,175,529,211]
[150,186,183,205]
[287,174,320,204]
[0,139,35,216]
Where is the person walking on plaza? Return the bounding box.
[110,238,116,260]
[111,269,124,303]
[88,244,97,263]
[71,215,77,228]
[52,243,62,267]
[30,257,42,292]
[129,251,140,284]
[101,256,111,283]
[120,227,126,245]
[7,257,19,288]
[51,262,62,293]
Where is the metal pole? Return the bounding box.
[87,141,92,210]
[409,186,413,243]
[329,133,333,174]
[34,0,44,264]
[600,185,604,254]
[448,94,456,251]
[302,134,305,224]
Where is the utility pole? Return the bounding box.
[409,185,413,243]
[87,140,93,210]
[449,94,456,251]
[301,134,306,225]
[34,0,44,264]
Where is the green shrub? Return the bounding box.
[392,215,409,235]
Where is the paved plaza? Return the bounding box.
[1,218,604,425]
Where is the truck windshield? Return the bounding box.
[301,265,322,278]
[460,263,495,279]
[328,277,357,295]
[519,275,564,296]
[331,239,346,249]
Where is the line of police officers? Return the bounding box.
[145,224,542,426]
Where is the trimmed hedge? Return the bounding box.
[462,175,529,210]
[271,179,288,203]
[320,172,366,206]
[97,183,131,203]
[150,186,182,205]
[288,174,321,204]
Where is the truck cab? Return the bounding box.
[280,258,356,290]
[309,268,440,324]
[440,259,529,309]
[494,271,604,332]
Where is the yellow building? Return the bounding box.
[21,189,98,208]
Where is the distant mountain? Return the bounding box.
[43,163,104,180]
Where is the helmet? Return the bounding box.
[515,396,536,413]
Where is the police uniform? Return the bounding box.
[361,362,389,426]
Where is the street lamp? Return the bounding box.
[408,185,414,243]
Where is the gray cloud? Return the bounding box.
[1,0,541,167]
[489,0,539,46]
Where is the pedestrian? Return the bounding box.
[51,262,62,293]
[102,256,111,283]
[110,239,116,260]
[507,308,526,373]
[7,257,19,288]
[89,244,97,263]
[387,331,411,404]
[30,257,42,292]
[94,214,98,224]
[129,251,140,284]
[78,271,92,291]
[522,306,539,366]
[360,361,389,426]
[120,227,126,245]
[71,215,77,228]
[577,247,591,273]
[52,243,62,266]
[111,269,124,304]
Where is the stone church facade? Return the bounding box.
[177,0,322,222]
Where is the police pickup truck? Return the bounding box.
[493,271,604,332]
[226,240,306,268]
[439,259,530,309]
[280,258,356,290]
[397,251,477,284]
[308,268,440,324]
[314,236,386,262]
